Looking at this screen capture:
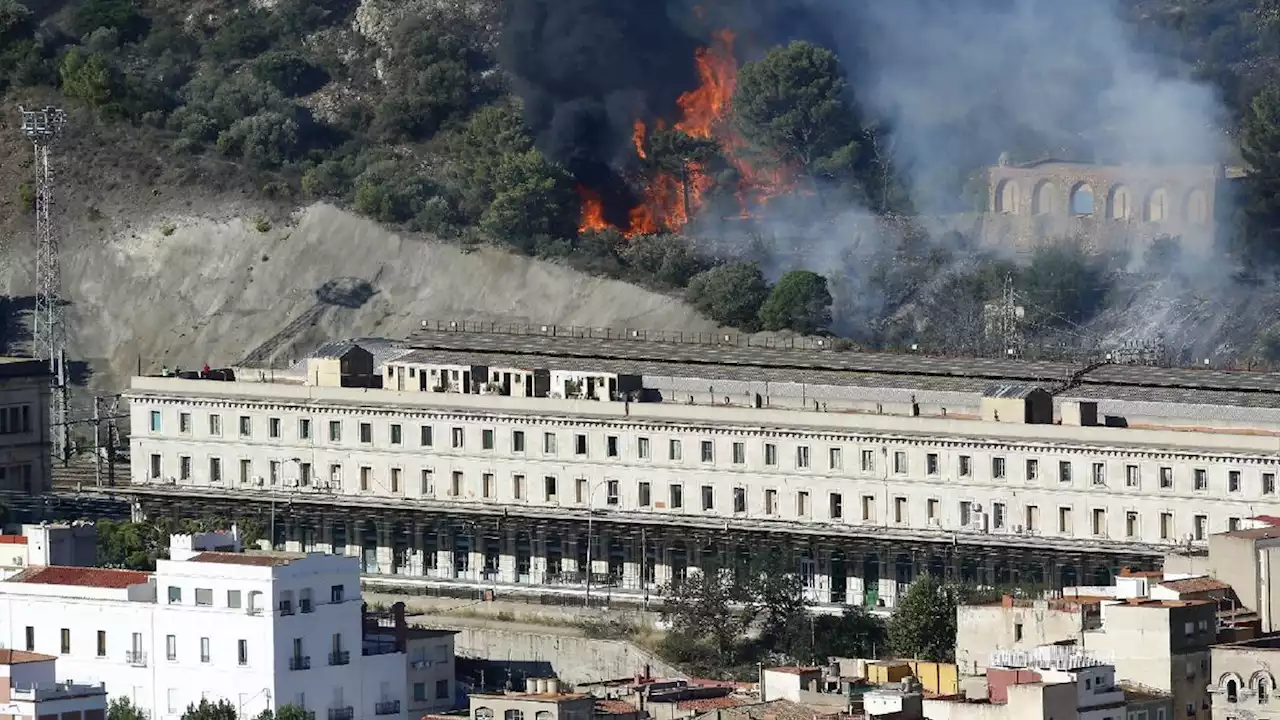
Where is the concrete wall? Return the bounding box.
[955,602,1088,676]
[430,625,682,686]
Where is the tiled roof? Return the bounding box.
[766,666,822,675]
[0,535,28,544]
[1159,577,1231,593]
[189,552,301,566]
[8,566,151,589]
[0,649,54,664]
[595,700,638,715]
[677,697,746,712]
[693,699,825,720]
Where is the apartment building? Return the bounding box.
[0,649,108,720]
[0,358,52,495]
[0,536,408,720]
[1211,635,1280,720]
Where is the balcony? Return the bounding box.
[328,708,354,720]
[300,599,313,614]
[374,701,400,716]
[289,655,311,671]
[125,650,147,667]
[329,650,350,666]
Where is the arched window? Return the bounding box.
[505,711,524,720]
[536,712,553,720]
[1070,183,1095,216]
[1227,679,1239,703]
[1109,185,1132,220]
[996,180,1019,214]
[1145,189,1169,222]
[1261,678,1271,704]
[476,708,494,720]
[1186,189,1208,225]
[1033,181,1057,215]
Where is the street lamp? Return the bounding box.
[584,479,610,606]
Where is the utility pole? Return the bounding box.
[21,106,69,465]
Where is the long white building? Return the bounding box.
[0,535,410,720]
[120,324,1280,608]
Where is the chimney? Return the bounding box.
[393,601,408,652]
[1002,594,1014,608]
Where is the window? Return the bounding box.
[733,442,746,465]
[60,628,70,654]
[238,639,248,666]
[765,489,778,515]
[359,422,372,444]
[544,476,557,500]
[414,683,426,702]
[180,456,191,481]
[829,493,842,519]
[298,418,311,440]
[1059,507,1072,533]
[926,453,939,476]
[1126,511,1139,538]
[1014,623,1023,642]
[796,446,811,469]
[960,501,972,526]
[701,485,714,511]
[150,410,161,432]
[669,484,683,509]
[436,680,449,699]
[482,473,494,499]
[1194,514,1208,540]
[1160,512,1174,540]
[269,417,281,439]
[421,469,434,496]
[797,491,810,516]
[168,586,182,604]
[1025,459,1039,481]
[451,427,464,448]
[638,437,650,459]
[543,432,556,454]
[1092,508,1107,536]
[893,451,906,474]
[512,431,525,453]
[927,499,939,521]
[638,482,650,507]
[669,439,682,461]
[1125,465,1139,488]
[451,471,462,497]
[992,502,1005,530]
[505,712,524,720]
[701,440,714,463]
[1059,461,1072,483]
[862,450,875,473]
[1194,468,1207,491]
[195,588,213,606]
[862,495,875,522]
[166,635,176,661]
[482,429,495,450]
[200,637,210,663]
[239,416,251,437]
[1025,505,1039,532]
[227,590,242,608]
[574,434,587,456]
[1229,470,1241,493]
[894,497,906,524]
[331,584,345,603]
[1266,473,1278,495]
[1230,517,1242,531]
[420,425,433,447]
[360,466,371,491]
[575,478,587,503]
[513,474,525,500]
[209,414,222,436]
[992,457,1006,480]
[97,630,107,657]
[1159,466,1173,489]
[180,413,192,434]
[390,424,402,445]
[391,468,402,493]
[24,626,33,651]
[828,447,842,470]
[328,421,341,442]
[959,455,972,477]
[209,457,222,483]
[765,443,778,466]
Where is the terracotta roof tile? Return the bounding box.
[595,700,638,715]
[677,697,745,712]
[0,535,28,545]
[0,649,54,664]
[8,566,151,589]
[1160,577,1231,594]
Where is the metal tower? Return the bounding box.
[21,106,69,464]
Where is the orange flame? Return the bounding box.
[582,28,798,238]
[576,185,610,234]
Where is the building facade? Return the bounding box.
[1211,636,1280,720]
[0,649,107,720]
[0,359,52,496]
[0,540,408,720]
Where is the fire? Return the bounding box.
[576,27,797,238]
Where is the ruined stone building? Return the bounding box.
[982,159,1242,256]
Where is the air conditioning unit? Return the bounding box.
[928,518,941,527]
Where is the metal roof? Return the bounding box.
[983,383,1046,399]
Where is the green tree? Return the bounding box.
[108,697,148,720]
[479,149,577,246]
[252,50,326,97]
[888,574,963,662]
[253,705,312,720]
[442,104,535,221]
[1017,242,1109,329]
[181,699,237,720]
[0,0,29,40]
[759,270,833,334]
[373,14,486,141]
[686,262,771,330]
[73,0,149,43]
[1240,80,1280,260]
[60,49,114,108]
[733,41,863,181]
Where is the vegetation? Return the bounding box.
[108,697,148,720]
[181,699,237,720]
[97,517,264,571]
[887,575,968,663]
